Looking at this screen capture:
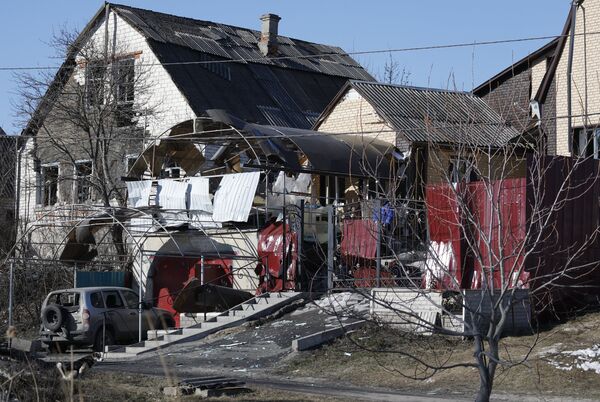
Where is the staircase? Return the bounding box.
[102,292,304,360]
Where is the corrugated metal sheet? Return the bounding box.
[426,179,528,290]
[212,172,260,222]
[463,289,532,336]
[527,155,600,312]
[350,81,519,145]
[76,271,129,288]
[341,219,377,259]
[114,4,371,80]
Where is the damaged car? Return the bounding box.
[39,287,175,351]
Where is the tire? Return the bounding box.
[93,328,115,352]
[41,304,64,332]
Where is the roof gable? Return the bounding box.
[321,81,520,146]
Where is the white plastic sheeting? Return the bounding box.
[127,180,155,232]
[157,179,189,226]
[126,180,152,208]
[188,177,220,229]
[267,171,311,209]
[423,241,455,289]
[212,172,260,222]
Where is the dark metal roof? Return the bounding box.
[23,4,374,137]
[112,4,372,81]
[110,4,374,129]
[339,81,520,146]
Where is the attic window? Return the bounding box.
[85,61,105,107]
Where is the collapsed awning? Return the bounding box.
[207,109,395,179]
[129,110,397,180]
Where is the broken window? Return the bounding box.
[572,127,600,159]
[75,161,93,203]
[40,165,58,206]
[85,60,105,107]
[125,154,139,177]
[114,58,135,127]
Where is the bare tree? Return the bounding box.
[379,52,411,85]
[318,111,600,401]
[15,27,158,262]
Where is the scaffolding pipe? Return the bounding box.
[8,261,14,328]
[327,205,335,291]
[138,246,143,343]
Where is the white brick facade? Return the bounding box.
[18,11,196,226]
[553,1,600,156]
[316,89,400,148]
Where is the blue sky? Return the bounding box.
[0,1,570,134]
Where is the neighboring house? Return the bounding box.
[314,80,520,199]
[17,3,373,258]
[475,0,600,158]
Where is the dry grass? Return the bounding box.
[280,311,600,399]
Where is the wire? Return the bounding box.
[0,31,593,72]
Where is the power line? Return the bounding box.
[0,31,593,72]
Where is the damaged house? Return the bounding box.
[15,3,374,323]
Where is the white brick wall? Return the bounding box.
[316,89,400,148]
[554,1,600,156]
[18,11,196,229]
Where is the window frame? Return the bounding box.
[114,57,135,127]
[74,160,93,204]
[40,163,59,207]
[572,127,600,159]
[85,60,106,108]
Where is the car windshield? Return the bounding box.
[48,292,80,307]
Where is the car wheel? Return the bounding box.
[41,304,65,332]
[93,328,115,352]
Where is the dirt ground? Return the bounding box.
[70,371,347,401]
[279,310,600,400]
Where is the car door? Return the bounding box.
[120,289,154,335]
[102,290,135,340]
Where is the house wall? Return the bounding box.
[316,89,401,149]
[85,10,196,138]
[554,2,600,156]
[425,146,527,185]
[17,10,197,249]
[479,68,533,136]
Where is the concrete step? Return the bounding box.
[103,291,307,360]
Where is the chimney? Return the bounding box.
[258,13,281,57]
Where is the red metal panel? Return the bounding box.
[256,221,297,294]
[340,219,377,260]
[152,256,233,326]
[425,184,462,290]
[469,179,529,290]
